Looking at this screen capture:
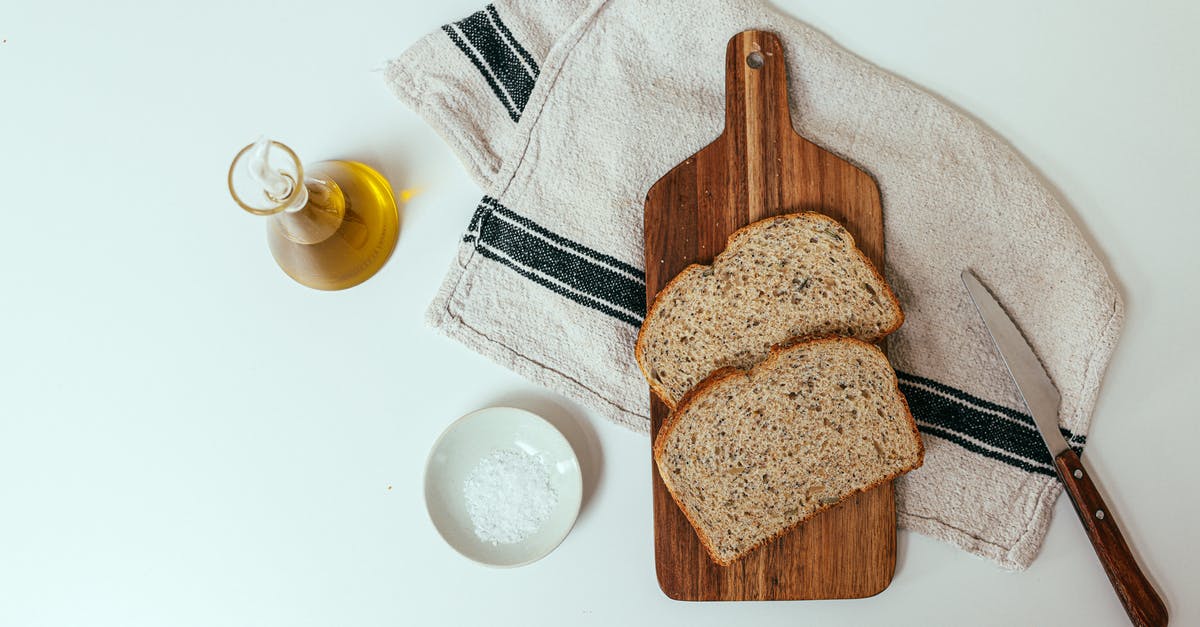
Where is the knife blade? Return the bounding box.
[961,269,1167,627]
[960,270,1068,458]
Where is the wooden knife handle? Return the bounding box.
[1055,449,1168,627]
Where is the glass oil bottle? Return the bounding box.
[228,139,400,290]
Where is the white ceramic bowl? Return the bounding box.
[423,407,582,567]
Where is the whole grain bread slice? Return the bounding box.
[653,337,924,566]
[635,212,903,408]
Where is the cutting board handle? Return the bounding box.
[723,31,798,148]
[719,30,804,222]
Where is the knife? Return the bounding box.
[961,270,1168,627]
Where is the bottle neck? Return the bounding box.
[269,174,346,245]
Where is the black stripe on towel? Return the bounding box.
[443,5,538,121]
[915,422,1057,476]
[481,220,645,316]
[898,370,1084,478]
[900,370,1030,423]
[899,370,1086,446]
[462,198,492,243]
[476,246,642,327]
[441,25,520,122]
[471,198,645,322]
[486,4,539,75]
[487,200,644,279]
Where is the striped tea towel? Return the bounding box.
[384,0,1123,570]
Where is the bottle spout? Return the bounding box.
[228,138,308,215]
[248,137,294,201]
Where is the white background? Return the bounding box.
[2,1,1197,625]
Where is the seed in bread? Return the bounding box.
[653,337,924,566]
[635,213,903,407]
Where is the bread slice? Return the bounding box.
[653,337,924,566]
[635,212,903,407]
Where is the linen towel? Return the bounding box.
[384,0,1123,570]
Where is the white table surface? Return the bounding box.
[2,1,1197,625]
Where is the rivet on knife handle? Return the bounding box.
[1054,450,1169,627]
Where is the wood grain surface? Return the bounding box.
[643,30,895,600]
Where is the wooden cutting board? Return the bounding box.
[642,30,895,600]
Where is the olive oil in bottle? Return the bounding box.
[228,139,400,290]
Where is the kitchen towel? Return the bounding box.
[384,0,1123,570]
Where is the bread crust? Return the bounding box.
[652,336,925,566]
[635,212,904,408]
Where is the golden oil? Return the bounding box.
[229,141,400,290]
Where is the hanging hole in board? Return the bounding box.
[746,52,765,69]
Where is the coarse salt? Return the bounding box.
[463,449,558,545]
